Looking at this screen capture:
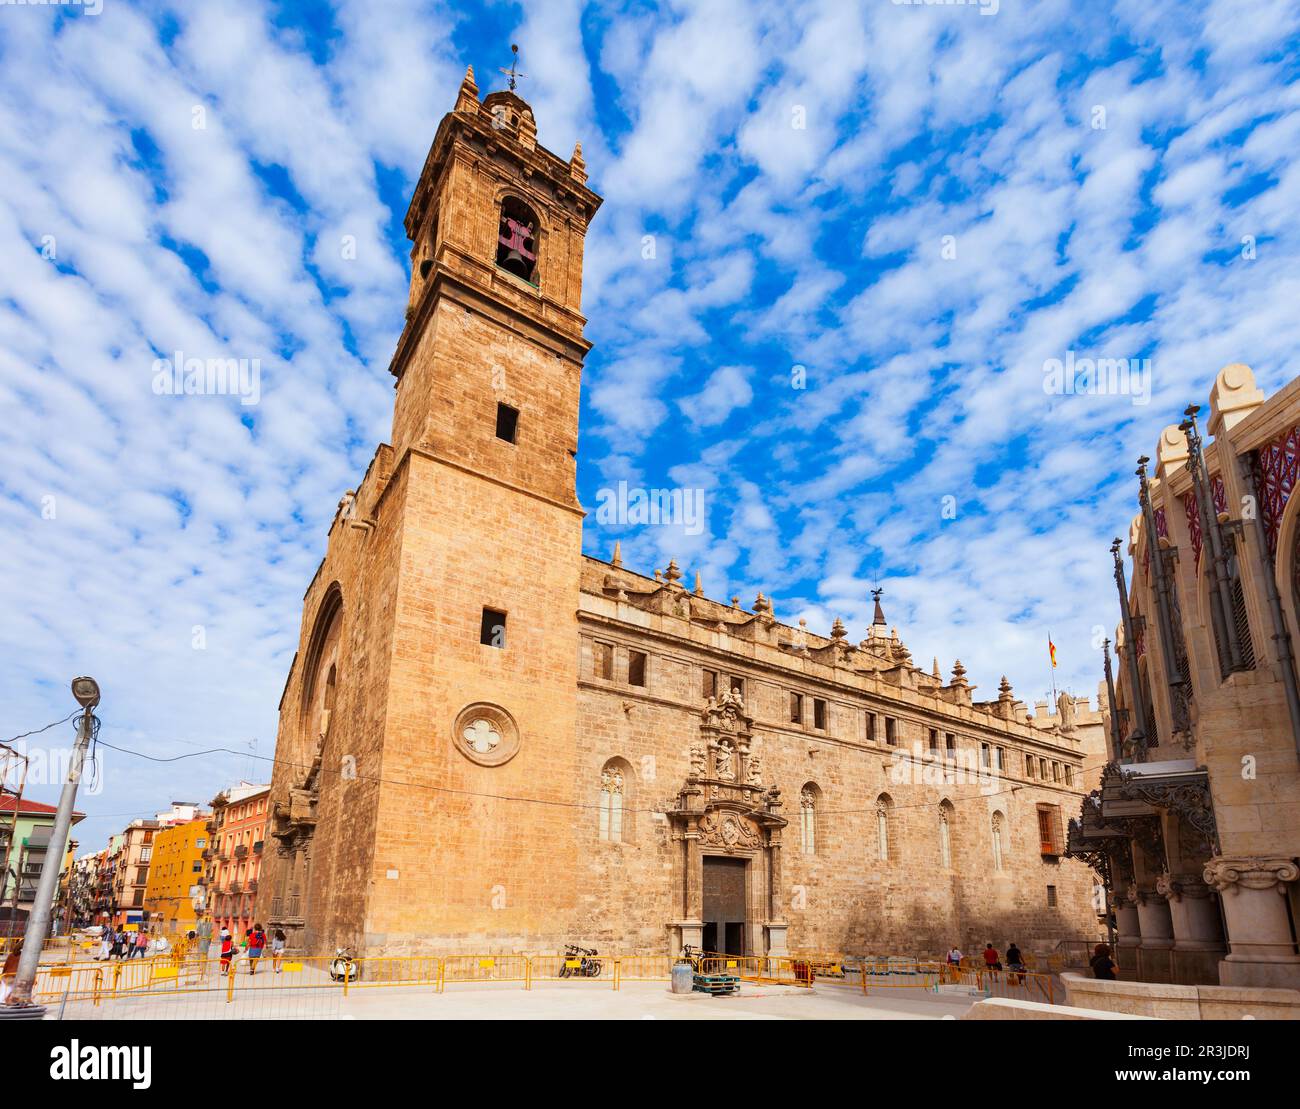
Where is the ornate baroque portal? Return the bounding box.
[666,690,789,956]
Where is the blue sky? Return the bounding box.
[2,0,1299,854]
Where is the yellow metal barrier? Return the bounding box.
[29,948,1063,1011]
[440,954,530,993]
[613,955,675,988]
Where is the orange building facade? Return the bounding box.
[206,783,270,939]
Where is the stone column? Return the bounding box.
[1115,894,1141,946]
[1156,872,1225,984]
[1204,857,1300,989]
[764,835,788,956]
[1130,884,1175,982]
[1114,884,1141,979]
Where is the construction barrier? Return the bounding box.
[14,948,1064,1015]
[440,954,530,992]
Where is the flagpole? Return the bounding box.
[1048,632,1058,705]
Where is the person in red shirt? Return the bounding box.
[247,924,266,976]
[219,928,234,976]
[982,943,1002,971]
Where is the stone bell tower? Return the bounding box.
[367,67,602,952]
[262,66,602,956]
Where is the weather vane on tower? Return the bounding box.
[499,43,527,92]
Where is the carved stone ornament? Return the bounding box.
[1113,766,1220,854]
[1155,872,1212,903]
[1203,856,1300,895]
[451,702,521,767]
[689,742,707,778]
[699,811,761,853]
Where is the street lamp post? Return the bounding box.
[1,677,99,1017]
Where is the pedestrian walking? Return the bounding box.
[196,918,213,969]
[248,924,266,975]
[132,928,149,959]
[1006,942,1025,985]
[219,927,234,976]
[271,929,287,974]
[944,945,963,983]
[98,930,111,962]
[982,942,1002,971]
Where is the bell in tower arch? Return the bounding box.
[496,197,538,283]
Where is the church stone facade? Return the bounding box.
[257,70,1106,959]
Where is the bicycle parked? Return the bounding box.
[558,943,601,977]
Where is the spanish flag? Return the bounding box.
[1048,636,1058,669]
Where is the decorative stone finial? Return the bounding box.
[753,592,773,617]
[1156,424,1189,478]
[932,657,941,680]
[998,675,1013,701]
[1208,362,1265,438]
[664,559,683,586]
[831,618,847,642]
[456,64,479,112]
[730,595,741,609]
[693,571,703,596]
[570,140,587,184]
[611,540,622,569]
[951,660,968,683]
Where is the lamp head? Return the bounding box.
[71,676,100,709]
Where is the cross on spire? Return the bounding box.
[498,43,527,92]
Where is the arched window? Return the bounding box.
[599,764,624,843]
[496,196,539,283]
[300,586,343,765]
[938,800,954,868]
[799,784,819,855]
[876,794,893,862]
[1225,536,1256,670]
[991,811,1005,871]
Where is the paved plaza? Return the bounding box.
[43,977,982,1021]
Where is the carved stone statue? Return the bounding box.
[689,742,706,778]
[1057,691,1076,731]
[714,739,735,781]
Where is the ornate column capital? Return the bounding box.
[1156,872,1213,903]
[1203,856,1300,895]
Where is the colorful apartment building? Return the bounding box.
[111,819,158,929]
[142,815,211,933]
[206,782,270,938]
[0,795,84,931]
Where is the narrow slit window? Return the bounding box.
[813,698,827,731]
[628,650,647,688]
[496,403,519,443]
[480,607,506,648]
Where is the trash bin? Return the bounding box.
[671,961,694,994]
